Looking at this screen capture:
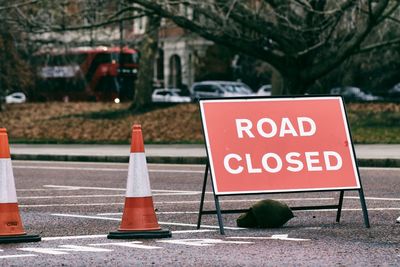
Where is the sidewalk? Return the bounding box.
[9,144,400,167]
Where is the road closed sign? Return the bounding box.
[199,96,361,195]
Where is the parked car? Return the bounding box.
[5,92,26,104]
[151,88,191,103]
[387,83,400,99]
[190,81,253,101]
[330,86,380,101]
[257,84,272,96]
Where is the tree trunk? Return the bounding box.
[0,87,5,112]
[129,15,160,113]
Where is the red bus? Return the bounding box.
[33,46,139,102]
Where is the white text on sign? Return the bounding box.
[224,117,343,174]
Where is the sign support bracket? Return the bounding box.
[197,163,369,234]
[197,162,225,234]
[336,190,344,223]
[358,189,370,227]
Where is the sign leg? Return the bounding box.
[214,195,225,235]
[197,163,209,229]
[336,190,344,223]
[358,189,370,228]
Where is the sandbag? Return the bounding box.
[237,199,294,228]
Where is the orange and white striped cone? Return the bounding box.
[0,128,41,244]
[108,125,171,239]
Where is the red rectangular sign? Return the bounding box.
[200,97,361,195]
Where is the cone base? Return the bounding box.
[107,229,171,239]
[0,233,41,244]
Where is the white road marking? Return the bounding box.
[18,245,112,255]
[13,165,204,173]
[19,194,124,199]
[228,235,310,241]
[172,229,214,234]
[158,221,243,230]
[40,230,214,242]
[14,166,126,172]
[43,185,120,191]
[17,188,79,192]
[0,254,37,259]
[306,208,400,211]
[21,201,400,210]
[42,235,107,241]
[345,196,400,201]
[42,185,200,194]
[41,231,213,242]
[90,242,161,250]
[20,203,124,208]
[158,239,253,247]
[97,211,198,215]
[12,161,204,169]
[51,214,120,221]
[50,213,243,230]
[18,192,199,200]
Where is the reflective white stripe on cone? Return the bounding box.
[0,158,17,204]
[126,153,151,198]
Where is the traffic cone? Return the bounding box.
[108,125,171,239]
[0,128,41,243]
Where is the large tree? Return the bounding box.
[129,15,160,112]
[0,1,37,111]
[128,0,400,94]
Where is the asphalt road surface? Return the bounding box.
[1,161,399,266]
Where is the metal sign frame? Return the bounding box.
[197,95,370,235]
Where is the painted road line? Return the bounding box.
[158,239,253,247]
[42,185,200,194]
[17,188,80,192]
[97,211,198,216]
[41,230,214,242]
[90,242,161,250]
[300,208,400,211]
[13,165,204,173]
[18,199,322,208]
[228,235,310,241]
[51,213,243,230]
[43,185,123,191]
[27,193,400,200]
[0,254,36,259]
[159,221,243,230]
[42,235,107,241]
[345,196,400,201]
[51,214,119,221]
[18,194,124,199]
[18,246,112,255]
[42,231,213,242]
[20,202,124,208]
[21,200,399,210]
[17,192,199,200]
[172,229,215,234]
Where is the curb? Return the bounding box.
[11,154,400,167]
